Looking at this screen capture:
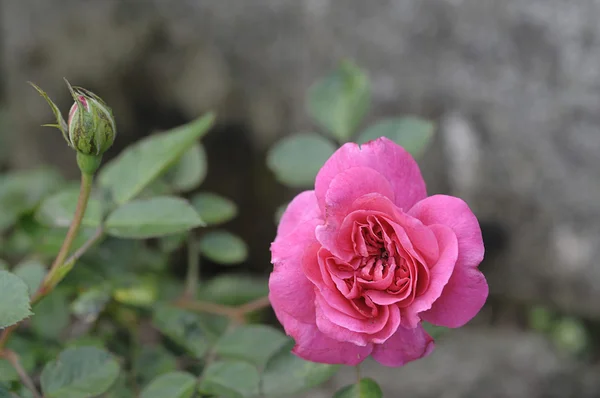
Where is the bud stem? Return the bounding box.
[0,171,95,352]
[35,172,94,298]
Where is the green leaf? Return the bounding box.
[0,360,18,383]
[102,374,134,398]
[0,168,64,231]
[198,274,268,306]
[34,227,98,258]
[0,259,8,270]
[71,287,112,322]
[307,60,370,142]
[31,290,70,340]
[13,259,46,297]
[113,276,158,307]
[198,230,248,265]
[357,117,435,158]
[66,337,107,350]
[140,371,196,398]
[191,192,238,226]
[422,322,449,340]
[40,346,120,398]
[134,345,178,386]
[165,143,208,192]
[137,179,174,199]
[0,271,32,328]
[0,383,10,398]
[152,305,216,358]
[215,325,289,368]
[159,232,187,253]
[7,219,97,258]
[19,386,37,397]
[267,133,336,188]
[35,187,103,228]
[99,113,215,205]
[261,342,340,397]
[333,378,383,398]
[199,360,260,398]
[105,196,205,239]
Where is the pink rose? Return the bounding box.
[269,137,488,366]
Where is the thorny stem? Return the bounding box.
[0,172,95,353]
[175,295,272,323]
[1,350,42,398]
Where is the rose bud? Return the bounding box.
[30,79,116,174]
[66,83,116,157]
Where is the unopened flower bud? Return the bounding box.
[66,82,116,156]
[30,79,117,156]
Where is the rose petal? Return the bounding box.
[276,190,322,239]
[409,195,488,327]
[317,204,394,262]
[315,138,427,215]
[316,292,389,334]
[270,219,322,323]
[371,324,434,367]
[318,194,439,264]
[315,303,371,346]
[315,294,402,345]
[315,285,364,318]
[368,304,402,344]
[324,167,395,226]
[400,224,458,328]
[279,311,373,365]
[315,291,380,332]
[351,194,440,264]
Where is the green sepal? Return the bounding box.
[29,81,70,144]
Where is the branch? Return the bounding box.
[1,350,42,398]
[174,295,271,323]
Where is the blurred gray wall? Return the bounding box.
[2,0,600,333]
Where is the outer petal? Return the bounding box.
[278,310,373,365]
[315,137,427,215]
[276,190,322,239]
[409,195,488,327]
[401,224,458,328]
[371,324,434,367]
[270,218,322,323]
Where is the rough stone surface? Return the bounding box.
[298,328,599,398]
[2,1,600,317]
